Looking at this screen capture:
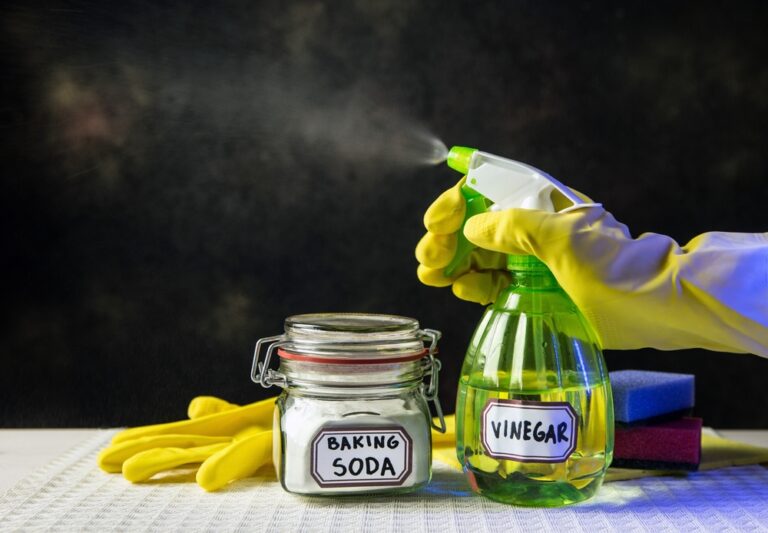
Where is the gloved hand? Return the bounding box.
[417,180,768,356]
[416,178,510,304]
[98,396,275,491]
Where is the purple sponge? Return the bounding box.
[613,417,702,470]
[610,370,695,424]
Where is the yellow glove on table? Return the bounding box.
[417,180,768,355]
[99,395,457,491]
[98,396,275,491]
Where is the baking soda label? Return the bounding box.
[311,425,413,487]
[481,399,578,463]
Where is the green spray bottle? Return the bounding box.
[445,147,614,506]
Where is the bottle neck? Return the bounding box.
[510,268,560,290]
[494,255,572,313]
[506,255,559,291]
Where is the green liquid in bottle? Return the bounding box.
[455,256,614,507]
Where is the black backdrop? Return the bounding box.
[2,1,767,428]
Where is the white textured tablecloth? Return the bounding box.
[1,431,767,532]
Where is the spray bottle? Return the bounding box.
[444,146,614,506]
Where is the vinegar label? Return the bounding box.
[481,399,578,463]
[310,425,412,487]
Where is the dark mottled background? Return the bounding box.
[2,1,767,428]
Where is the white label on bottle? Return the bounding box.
[481,399,578,463]
[310,425,412,487]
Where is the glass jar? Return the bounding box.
[252,313,445,495]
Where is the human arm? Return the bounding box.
[416,181,768,356]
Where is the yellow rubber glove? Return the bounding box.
[417,181,768,356]
[98,396,276,491]
[431,414,461,470]
[416,178,511,303]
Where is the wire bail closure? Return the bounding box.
[251,335,288,388]
[421,328,446,433]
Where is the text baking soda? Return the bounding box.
[279,397,431,493]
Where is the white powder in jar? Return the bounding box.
[276,395,431,494]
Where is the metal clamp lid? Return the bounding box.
[251,315,446,433]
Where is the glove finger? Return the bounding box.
[415,232,457,269]
[431,412,459,471]
[234,426,268,440]
[431,414,455,447]
[122,442,229,483]
[196,430,273,491]
[424,178,466,234]
[416,265,453,287]
[452,271,511,305]
[188,396,240,419]
[98,434,232,473]
[465,206,610,261]
[433,447,462,471]
[464,209,550,257]
[112,396,276,444]
[417,246,508,288]
[469,248,508,271]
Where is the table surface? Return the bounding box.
[1,428,767,493]
[2,429,768,531]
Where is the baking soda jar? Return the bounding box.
[253,313,445,495]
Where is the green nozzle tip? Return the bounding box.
[446,146,477,175]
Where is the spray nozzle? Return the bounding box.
[446,146,477,175]
[447,146,591,212]
[442,146,600,276]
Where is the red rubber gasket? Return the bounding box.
[276,348,430,365]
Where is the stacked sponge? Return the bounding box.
[610,370,701,471]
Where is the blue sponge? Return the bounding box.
[610,370,695,424]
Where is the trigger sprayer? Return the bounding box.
[442,146,614,507]
[443,146,599,276]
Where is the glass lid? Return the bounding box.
[281,313,427,360]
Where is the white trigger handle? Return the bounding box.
[466,151,601,213]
